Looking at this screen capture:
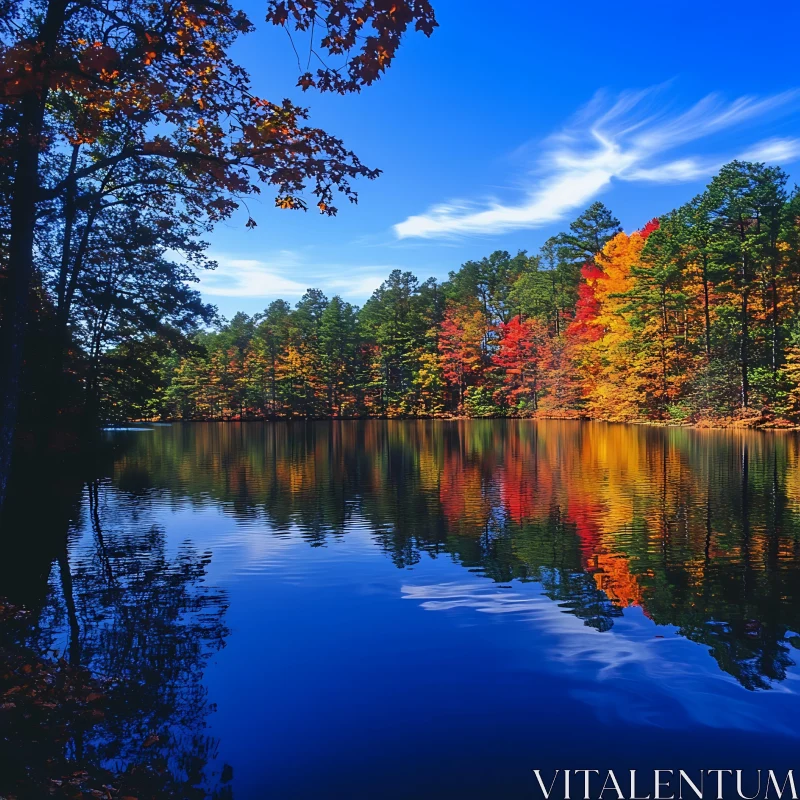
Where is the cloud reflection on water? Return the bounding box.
[402,580,800,736]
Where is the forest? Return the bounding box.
[102,162,800,426]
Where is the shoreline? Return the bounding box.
[117,414,800,432]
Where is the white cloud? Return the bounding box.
[325,273,387,298]
[740,136,800,163]
[394,88,800,240]
[202,255,308,297]
[625,157,717,183]
[201,251,394,300]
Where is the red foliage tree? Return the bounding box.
[566,263,604,342]
[492,315,545,411]
[438,306,485,411]
[639,218,661,239]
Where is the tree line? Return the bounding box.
[107,161,800,424]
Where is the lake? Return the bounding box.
[4,420,800,798]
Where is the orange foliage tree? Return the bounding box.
[567,228,654,420]
[438,305,486,412]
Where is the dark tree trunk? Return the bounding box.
[56,144,80,314]
[770,269,779,371]
[0,0,68,510]
[741,285,749,408]
[701,256,712,357]
[0,96,46,508]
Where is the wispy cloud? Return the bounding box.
[740,136,800,163]
[200,250,391,300]
[201,252,307,297]
[394,87,800,240]
[325,273,387,297]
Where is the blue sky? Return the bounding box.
[200,0,800,319]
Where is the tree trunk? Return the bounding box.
[0,0,68,510]
[770,270,779,371]
[0,96,46,509]
[701,257,711,357]
[56,144,80,314]
[741,285,750,408]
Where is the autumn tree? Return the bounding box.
[568,229,651,420]
[492,315,546,413]
[87,160,800,427]
[438,304,485,412]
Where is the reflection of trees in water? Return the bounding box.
[74,483,230,792]
[4,472,232,798]
[111,421,800,689]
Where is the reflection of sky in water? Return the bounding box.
[401,581,800,736]
[68,494,795,797]
[184,514,800,797]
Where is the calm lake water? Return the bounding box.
[5,420,800,797]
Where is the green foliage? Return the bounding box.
[464,386,500,418]
[557,201,623,264]
[360,271,443,414]
[665,403,692,423]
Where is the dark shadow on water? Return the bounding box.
[0,438,233,798]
